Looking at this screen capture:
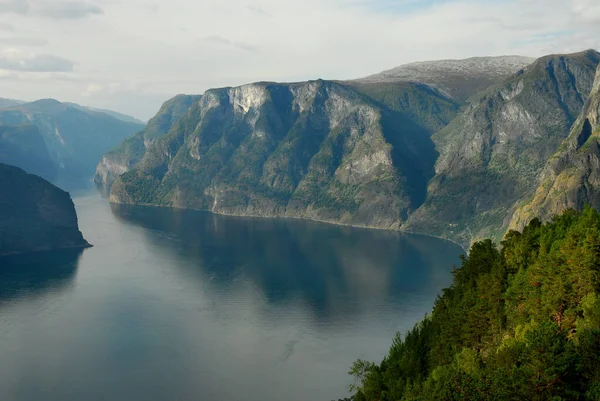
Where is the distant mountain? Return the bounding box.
[0,98,24,108]
[405,50,600,246]
[95,95,200,189]
[0,163,90,256]
[0,124,57,181]
[109,80,437,230]
[357,55,535,102]
[65,102,146,125]
[0,99,144,189]
[510,63,600,230]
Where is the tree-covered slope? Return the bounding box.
[110,80,437,229]
[510,64,600,230]
[0,124,57,181]
[405,50,600,247]
[0,99,144,188]
[94,94,200,189]
[0,163,90,256]
[351,207,600,401]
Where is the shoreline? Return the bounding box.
[107,199,468,253]
[0,242,93,258]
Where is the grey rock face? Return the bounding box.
[110,80,436,230]
[404,50,600,247]
[94,95,200,190]
[509,63,600,230]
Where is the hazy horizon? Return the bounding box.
[1,0,599,120]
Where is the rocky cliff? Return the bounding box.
[0,99,144,189]
[0,124,57,181]
[404,50,600,246]
[109,80,437,229]
[101,50,600,248]
[509,63,600,230]
[94,95,199,190]
[0,163,90,256]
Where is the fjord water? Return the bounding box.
[0,194,462,401]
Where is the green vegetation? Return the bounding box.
[350,207,600,400]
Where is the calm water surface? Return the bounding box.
[0,194,462,401]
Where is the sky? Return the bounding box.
[0,0,599,121]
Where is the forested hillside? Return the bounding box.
[351,207,600,400]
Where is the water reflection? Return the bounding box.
[0,249,83,306]
[110,204,461,322]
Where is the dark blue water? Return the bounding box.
[0,194,462,401]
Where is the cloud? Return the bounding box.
[246,5,270,17]
[0,0,599,121]
[0,37,48,46]
[202,35,258,52]
[0,21,14,30]
[0,0,102,19]
[0,52,74,72]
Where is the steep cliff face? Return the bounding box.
[404,50,600,246]
[94,95,200,190]
[0,124,57,181]
[509,64,600,230]
[0,99,144,189]
[0,163,90,256]
[110,80,436,229]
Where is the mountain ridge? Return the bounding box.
[98,49,600,248]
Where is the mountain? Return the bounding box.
[404,50,600,247]
[97,56,533,192]
[0,163,90,256]
[100,50,600,248]
[94,95,200,190]
[0,99,144,189]
[348,81,462,134]
[109,80,437,229]
[0,124,57,181]
[357,55,535,102]
[0,98,24,108]
[65,102,146,125]
[509,63,600,230]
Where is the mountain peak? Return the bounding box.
[355,55,534,102]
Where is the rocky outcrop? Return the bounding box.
[0,99,144,189]
[404,50,600,247]
[109,80,437,230]
[0,124,57,181]
[0,163,91,256]
[94,95,200,190]
[509,63,600,230]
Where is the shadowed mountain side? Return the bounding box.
[0,124,57,181]
[0,163,91,255]
[0,99,144,189]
